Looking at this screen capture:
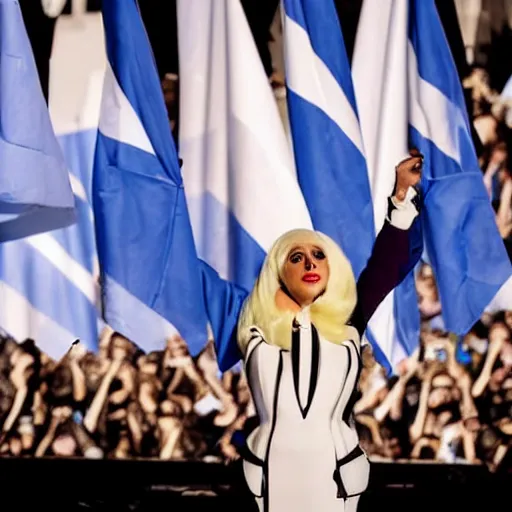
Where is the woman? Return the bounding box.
[199,151,423,511]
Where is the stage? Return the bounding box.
[0,457,508,511]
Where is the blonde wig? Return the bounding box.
[238,229,359,353]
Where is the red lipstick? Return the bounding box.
[302,273,320,283]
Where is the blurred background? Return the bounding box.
[1,0,512,510]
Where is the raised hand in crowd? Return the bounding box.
[472,322,511,397]
[0,306,510,468]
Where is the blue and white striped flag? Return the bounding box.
[408,0,511,332]
[353,0,432,369]
[282,0,374,280]
[0,0,75,241]
[94,0,208,355]
[0,5,104,358]
[177,0,312,293]
[354,0,511,356]
[282,0,403,369]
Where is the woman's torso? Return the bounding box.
[243,322,363,465]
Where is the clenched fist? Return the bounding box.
[394,148,423,202]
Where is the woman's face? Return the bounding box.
[280,243,330,307]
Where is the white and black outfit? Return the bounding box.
[242,313,367,512]
[238,193,421,512]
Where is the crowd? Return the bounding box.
[465,67,512,259]
[0,0,509,476]
[0,329,255,462]
[0,273,510,473]
[355,299,512,472]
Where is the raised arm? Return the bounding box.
[471,323,507,397]
[199,260,249,372]
[350,151,424,336]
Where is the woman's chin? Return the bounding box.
[296,285,325,305]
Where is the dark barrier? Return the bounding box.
[0,457,509,512]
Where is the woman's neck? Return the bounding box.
[275,288,302,313]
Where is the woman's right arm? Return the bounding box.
[199,260,249,372]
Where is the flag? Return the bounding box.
[0,6,104,359]
[94,0,208,355]
[282,0,401,369]
[408,0,511,333]
[0,0,75,242]
[282,0,374,280]
[352,0,419,369]
[177,0,312,294]
[354,0,511,363]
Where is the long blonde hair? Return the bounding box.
[238,229,358,353]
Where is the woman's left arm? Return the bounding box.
[350,151,424,336]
